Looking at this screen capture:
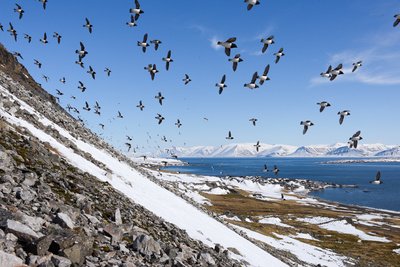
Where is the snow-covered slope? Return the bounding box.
[0,82,287,266]
[160,143,399,158]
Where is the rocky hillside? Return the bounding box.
[0,44,246,266]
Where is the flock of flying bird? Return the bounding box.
[2,1,397,184]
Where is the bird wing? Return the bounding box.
[224,48,230,57]
[263,64,270,76]
[334,63,343,70]
[330,74,337,81]
[394,18,400,27]
[226,37,236,43]
[339,115,344,125]
[251,72,258,83]
[221,74,226,83]
[80,42,85,50]
[143,33,148,42]
[232,62,238,71]
[85,18,90,24]
[135,0,140,8]
[376,171,381,181]
[167,50,171,58]
[303,125,308,135]
[353,130,361,137]
[262,43,268,53]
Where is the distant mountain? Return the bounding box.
[158,143,399,158]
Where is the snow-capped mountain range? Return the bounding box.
[158,143,400,158]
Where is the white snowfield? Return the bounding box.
[0,84,288,266]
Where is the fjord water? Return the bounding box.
[165,158,400,212]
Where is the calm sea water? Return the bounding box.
[164,157,400,212]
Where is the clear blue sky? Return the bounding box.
[1,0,399,155]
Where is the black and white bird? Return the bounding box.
[14,4,24,19]
[24,34,31,43]
[249,118,257,126]
[183,74,191,85]
[217,37,237,56]
[126,15,137,27]
[40,32,48,43]
[34,59,42,68]
[83,102,91,111]
[320,65,332,78]
[226,131,234,140]
[317,101,331,112]
[87,66,96,79]
[150,39,162,50]
[394,14,400,27]
[262,164,269,172]
[349,130,362,148]
[216,75,227,94]
[352,61,362,72]
[0,23,3,31]
[274,48,285,63]
[137,100,144,111]
[59,77,65,84]
[78,81,86,92]
[93,102,101,111]
[175,119,182,128]
[254,141,261,152]
[338,110,350,125]
[117,111,123,119]
[13,52,23,60]
[99,123,104,130]
[39,0,47,10]
[244,72,259,89]
[257,65,270,85]
[261,35,274,53]
[155,92,164,105]
[42,74,49,82]
[104,68,111,76]
[329,63,344,81]
[281,193,285,201]
[76,42,88,59]
[75,60,84,68]
[56,89,63,96]
[126,135,133,141]
[130,0,144,21]
[370,171,383,184]
[300,120,314,135]
[162,50,173,70]
[155,113,165,124]
[228,54,243,71]
[83,18,93,33]
[8,23,17,41]
[138,33,149,53]
[52,33,61,44]
[125,143,132,152]
[271,165,279,175]
[245,0,260,10]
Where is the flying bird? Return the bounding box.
[99,123,104,130]
[338,110,350,125]
[274,48,285,63]
[14,4,24,19]
[228,54,243,71]
[370,171,383,184]
[216,74,227,94]
[226,131,234,140]
[104,68,111,76]
[130,0,144,21]
[78,81,86,92]
[83,102,91,111]
[175,119,182,128]
[83,18,93,33]
[53,32,61,44]
[257,64,270,85]
[8,23,17,41]
[138,33,149,53]
[300,120,314,135]
[162,50,173,70]
[150,39,162,50]
[217,37,237,57]
[261,35,274,53]
[39,0,48,10]
[262,164,269,172]
[125,143,132,152]
[87,66,96,79]
[317,101,331,112]
[117,111,123,118]
[249,118,257,126]
[137,100,144,111]
[394,14,400,27]
[0,23,3,31]
[126,15,137,27]
[155,113,165,124]
[55,89,63,96]
[245,0,260,10]
[271,165,279,175]
[75,60,84,68]
[352,61,362,72]
[126,135,133,141]
[183,74,191,85]
[244,72,259,89]
[320,65,332,78]
[59,77,65,84]
[155,92,164,105]
[34,59,42,68]
[42,74,49,82]
[254,141,261,152]
[76,42,88,59]
[40,32,48,43]
[349,130,362,148]
[329,63,344,81]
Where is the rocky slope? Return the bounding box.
[0,43,246,266]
